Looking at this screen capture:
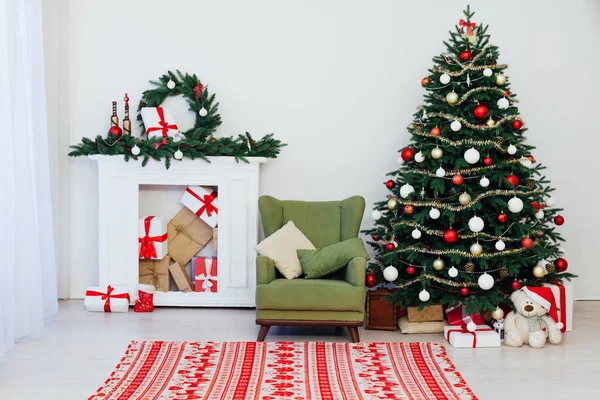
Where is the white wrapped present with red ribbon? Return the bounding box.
[141,107,179,139]
[180,186,219,228]
[444,324,500,348]
[542,281,573,332]
[138,216,168,260]
[194,257,218,293]
[445,303,484,326]
[84,285,131,313]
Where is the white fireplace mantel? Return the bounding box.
[90,155,266,307]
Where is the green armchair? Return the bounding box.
[255,195,368,342]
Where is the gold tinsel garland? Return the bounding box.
[403,158,521,176]
[424,111,520,130]
[395,237,542,258]
[411,129,508,153]
[390,220,543,242]
[421,273,480,288]
[395,189,544,211]
[433,87,519,106]
[434,64,508,77]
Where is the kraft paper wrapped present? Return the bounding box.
[167,208,213,267]
[84,285,131,313]
[194,257,218,293]
[168,262,193,293]
[444,325,501,348]
[141,107,179,139]
[138,216,168,260]
[407,304,444,323]
[542,281,574,332]
[212,228,218,253]
[180,186,219,228]
[139,256,171,292]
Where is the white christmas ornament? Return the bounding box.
[464,147,480,164]
[479,176,490,187]
[429,208,441,220]
[519,158,533,169]
[538,259,550,268]
[174,149,183,160]
[411,229,422,239]
[414,151,425,163]
[199,107,208,117]
[446,91,459,105]
[508,196,524,213]
[167,80,176,89]
[497,97,510,110]
[371,210,382,221]
[507,144,517,155]
[535,210,545,220]
[383,266,399,282]
[450,120,462,132]
[400,184,415,199]
[495,240,506,251]
[467,321,477,332]
[483,68,493,77]
[439,73,451,85]
[131,144,141,156]
[478,273,495,290]
[546,197,555,207]
[172,133,182,142]
[418,289,431,302]
[448,266,459,278]
[468,216,485,233]
[435,167,446,178]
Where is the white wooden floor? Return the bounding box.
[0,300,599,400]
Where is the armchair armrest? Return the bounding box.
[256,255,277,285]
[345,257,366,287]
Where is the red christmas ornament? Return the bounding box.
[109,125,123,139]
[443,228,458,244]
[365,272,376,288]
[497,213,508,223]
[371,234,380,241]
[421,77,430,87]
[430,127,441,136]
[505,90,511,95]
[512,119,523,130]
[473,104,489,120]
[401,147,416,162]
[404,205,415,215]
[452,174,464,185]
[406,266,416,275]
[385,180,396,189]
[506,174,519,187]
[460,50,471,61]
[483,156,493,166]
[385,242,395,252]
[526,154,536,163]
[554,215,565,226]
[512,280,521,290]
[522,237,533,249]
[460,287,469,296]
[556,258,568,272]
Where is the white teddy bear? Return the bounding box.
[504,286,563,348]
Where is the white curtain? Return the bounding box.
[0,0,58,363]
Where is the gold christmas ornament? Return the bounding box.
[491,306,505,321]
[431,147,444,159]
[499,267,509,279]
[495,73,507,86]
[465,262,475,274]
[532,265,546,278]
[459,192,472,205]
[446,91,459,105]
[470,242,483,256]
[433,258,445,271]
[387,198,398,210]
[486,118,495,127]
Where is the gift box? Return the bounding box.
[180,186,219,228]
[193,257,218,293]
[444,325,501,348]
[167,208,213,267]
[213,228,218,253]
[139,256,171,292]
[445,303,485,326]
[398,316,445,334]
[141,107,179,139]
[138,216,168,260]
[84,285,131,312]
[134,284,155,313]
[407,304,444,323]
[168,262,193,292]
[542,282,574,332]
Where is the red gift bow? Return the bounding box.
[146,107,177,137]
[138,216,168,259]
[459,19,476,36]
[85,285,130,312]
[446,325,493,348]
[530,201,546,211]
[195,257,218,293]
[186,188,218,217]
[194,82,207,99]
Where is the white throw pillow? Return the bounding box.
[254,221,315,279]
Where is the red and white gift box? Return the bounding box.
[84,285,131,313]
[445,303,484,326]
[138,216,168,260]
[444,325,501,348]
[543,281,574,332]
[141,107,179,139]
[194,257,218,293]
[180,186,219,228]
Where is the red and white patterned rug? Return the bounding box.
[89,341,476,400]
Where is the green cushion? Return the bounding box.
[298,238,369,279]
[255,279,365,312]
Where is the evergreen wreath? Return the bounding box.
[69,70,286,168]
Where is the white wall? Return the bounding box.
[45,0,600,299]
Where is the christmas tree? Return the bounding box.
[365,7,574,314]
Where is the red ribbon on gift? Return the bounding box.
[459,19,476,35]
[446,325,493,348]
[146,107,177,137]
[138,216,168,259]
[85,285,130,312]
[547,282,568,332]
[531,201,546,211]
[186,188,218,217]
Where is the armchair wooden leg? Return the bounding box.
[347,326,360,343]
[257,325,271,342]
